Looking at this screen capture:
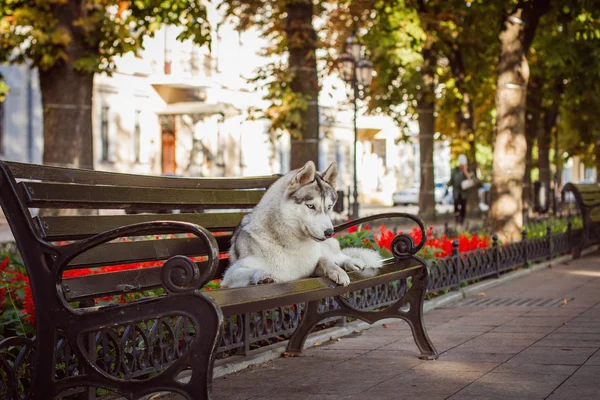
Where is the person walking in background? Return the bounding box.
[446,154,477,226]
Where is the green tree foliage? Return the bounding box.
[324,0,502,217]
[0,0,211,167]
[433,0,501,170]
[220,0,322,169]
[0,0,210,73]
[527,2,600,177]
[0,73,8,102]
[324,0,441,216]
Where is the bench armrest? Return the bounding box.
[334,213,426,259]
[54,220,220,301]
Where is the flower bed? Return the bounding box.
[337,223,491,260]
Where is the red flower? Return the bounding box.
[375,223,394,250]
[348,225,358,234]
[0,287,6,311]
[23,283,35,325]
[0,257,9,271]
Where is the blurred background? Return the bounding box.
[0,0,598,239]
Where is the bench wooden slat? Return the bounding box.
[68,236,233,268]
[62,259,419,308]
[572,183,600,193]
[579,191,600,207]
[22,182,265,210]
[7,161,279,189]
[211,261,421,316]
[62,258,231,301]
[36,212,246,241]
[591,208,600,222]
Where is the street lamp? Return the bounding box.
[337,32,374,220]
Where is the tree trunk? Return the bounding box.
[417,47,436,218]
[447,45,479,217]
[596,130,600,183]
[524,76,543,220]
[40,68,94,169]
[39,0,96,168]
[38,0,96,219]
[489,2,550,242]
[285,0,320,170]
[537,110,553,195]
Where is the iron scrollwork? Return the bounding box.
[0,337,35,400]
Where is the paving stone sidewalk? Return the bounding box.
[213,252,600,400]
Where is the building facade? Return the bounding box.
[0,3,452,206]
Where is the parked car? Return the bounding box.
[478,183,490,212]
[392,187,419,206]
[435,182,453,205]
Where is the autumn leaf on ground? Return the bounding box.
[330,336,341,342]
[353,330,360,334]
[477,292,486,297]
[561,298,568,305]
[313,342,322,347]
[382,324,390,328]
[282,353,297,358]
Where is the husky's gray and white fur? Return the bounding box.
[221,161,383,288]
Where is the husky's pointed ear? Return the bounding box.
[290,160,316,189]
[321,162,338,189]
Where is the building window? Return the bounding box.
[0,101,4,154]
[100,106,110,162]
[190,49,201,77]
[203,54,214,77]
[134,110,141,162]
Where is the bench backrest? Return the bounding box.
[562,183,600,216]
[0,161,279,303]
[562,182,600,247]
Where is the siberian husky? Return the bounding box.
[221,161,384,288]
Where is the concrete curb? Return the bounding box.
[213,245,599,378]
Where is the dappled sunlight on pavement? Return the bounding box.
[213,252,600,400]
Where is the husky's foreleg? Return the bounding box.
[221,257,277,288]
[314,257,350,286]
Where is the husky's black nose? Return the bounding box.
[324,228,334,238]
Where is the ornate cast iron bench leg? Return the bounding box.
[285,264,438,360]
[43,293,223,400]
[286,300,321,354]
[401,265,438,360]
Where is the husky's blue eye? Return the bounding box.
[306,204,315,210]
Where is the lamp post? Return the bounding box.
[337,32,374,220]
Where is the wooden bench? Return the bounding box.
[0,161,437,400]
[562,182,600,252]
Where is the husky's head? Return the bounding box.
[282,161,338,242]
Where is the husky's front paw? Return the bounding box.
[251,271,277,285]
[340,257,366,272]
[327,268,350,287]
